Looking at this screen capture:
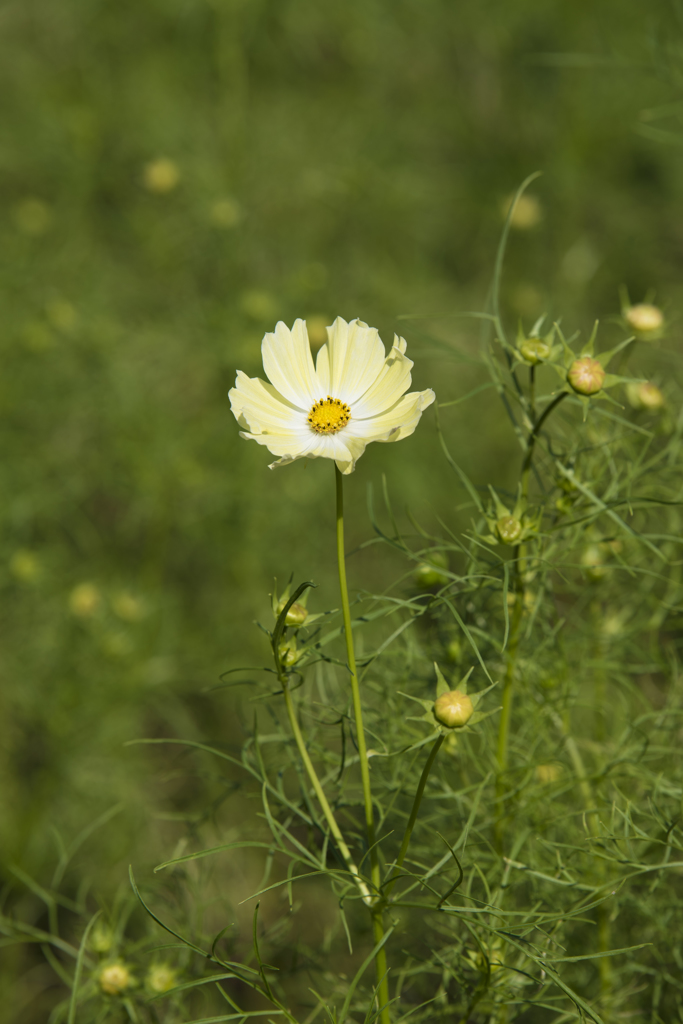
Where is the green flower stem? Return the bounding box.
[520,390,568,501]
[496,389,569,848]
[495,595,523,850]
[280,676,372,905]
[384,733,445,900]
[335,465,390,1024]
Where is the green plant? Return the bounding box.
[104,189,683,1022]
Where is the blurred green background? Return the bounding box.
[2,0,683,1014]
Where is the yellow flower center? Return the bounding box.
[307,396,351,434]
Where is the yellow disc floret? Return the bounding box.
[307,396,351,434]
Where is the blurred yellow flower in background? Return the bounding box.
[502,192,542,229]
[143,157,180,193]
[69,582,102,617]
[9,549,41,583]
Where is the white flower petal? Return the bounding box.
[351,335,413,418]
[334,434,367,475]
[267,432,354,472]
[346,388,436,444]
[262,320,321,409]
[229,372,303,434]
[231,318,435,474]
[240,427,315,459]
[316,317,386,404]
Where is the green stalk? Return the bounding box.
[335,465,390,1024]
[520,390,568,501]
[384,734,444,900]
[495,390,568,848]
[280,677,372,904]
[495,594,523,849]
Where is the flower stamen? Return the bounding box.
[307,396,351,434]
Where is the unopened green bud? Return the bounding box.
[446,638,462,663]
[90,923,114,954]
[496,515,523,545]
[9,549,41,583]
[625,303,664,340]
[555,495,574,515]
[580,544,606,581]
[147,963,177,993]
[278,638,300,667]
[626,381,664,412]
[414,552,449,588]
[277,599,308,627]
[519,337,551,365]
[433,689,474,728]
[568,357,605,396]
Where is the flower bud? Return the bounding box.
[99,962,132,995]
[69,582,101,617]
[414,552,449,588]
[147,963,177,993]
[580,543,606,581]
[496,515,523,545]
[446,638,462,663]
[276,600,308,627]
[90,922,114,954]
[143,157,180,194]
[519,337,551,365]
[567,356,605,396]
[535,763,561,784]
[433,689,474,728]
[626,381,664,412]
[625,303,664,340]
[503,193,542,230]
[278,638,300,667]
[555,494,574,515]
[9,549,41,583]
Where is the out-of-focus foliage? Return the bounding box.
[3,0,683,1021]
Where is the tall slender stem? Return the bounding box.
[385,734,444,900]
[496,390,568,849]
[335,465,390,1024]
[520,390,568,501]
[495,594,523,849]
[280,678,371,904]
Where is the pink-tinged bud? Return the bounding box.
[433,689,474,728]
[625,303,664,340]
[567,357,605,396]
[496,515,523,545]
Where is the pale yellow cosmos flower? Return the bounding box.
[229,317,435,475]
